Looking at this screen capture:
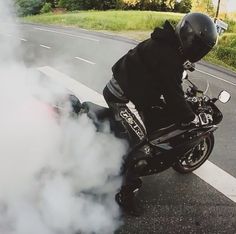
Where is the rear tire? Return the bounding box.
[172,133,214,174]
[69,94,82,114]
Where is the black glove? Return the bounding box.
[180,113,213,129]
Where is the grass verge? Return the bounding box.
[23,10,236,72]
[23,10,183,31]
[206,33,236,72]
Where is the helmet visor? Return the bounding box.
[187,35,212,62]
[179,21,213,62]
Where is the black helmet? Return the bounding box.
[176,13,218,63]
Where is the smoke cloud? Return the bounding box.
[0,1,127,233]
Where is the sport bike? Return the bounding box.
[63,74,230,176]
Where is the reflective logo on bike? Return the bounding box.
[120,109,145,140]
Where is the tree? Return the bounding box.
[138,0,161,11]
[174,0,192,13]
[40,2,53,13]
[58,0,117,10]
[122,0,140,9]
[15,0,44,16]
[192,0,215,16]
[166,0,176,11]
[45,0,56,8]
[93,0,117,10]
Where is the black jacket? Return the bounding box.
[112,21,195,123]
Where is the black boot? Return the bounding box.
[115,179,143,217]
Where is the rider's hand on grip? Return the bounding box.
[180,113,213,129]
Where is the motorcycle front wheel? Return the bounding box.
[172,133,214,174]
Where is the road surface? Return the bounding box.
[1,22,236,233]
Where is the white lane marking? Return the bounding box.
[0,32,28,42]
[194,161,236,203]
[34,27,99,42]
[75,56,95,65]
[196,68,236,87]
[40,44,51,49]
[38,66,236,203]
[0,32,13,37]
[37,66,106,106]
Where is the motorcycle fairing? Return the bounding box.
[131,125,217,177]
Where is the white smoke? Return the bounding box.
[0,1,127,233]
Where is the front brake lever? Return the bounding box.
[183,61,195,72]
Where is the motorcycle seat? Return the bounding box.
[82,101,111,121]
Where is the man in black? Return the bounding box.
[103,13,218,216]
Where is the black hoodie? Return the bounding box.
[112,21,195,123]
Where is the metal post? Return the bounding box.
[215,0,221,23]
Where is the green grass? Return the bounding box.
[24,10,183,31]
[23,10,236,71]
[206,33,236,71]
[225,19,236,33]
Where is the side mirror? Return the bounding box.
[218,90,231,103]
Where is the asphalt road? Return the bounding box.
[1,23,236,233]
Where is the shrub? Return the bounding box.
[215,46,236,68]
[94,0,117,10]
[218,33,236,48]
[40,2,52,14]
[15,0,44,16]
[58,0,117,11]
[56,0,191,12]
[174,0,192,13]
[58,0,80,10]
[226,20,236,33]
[207,33,236,69]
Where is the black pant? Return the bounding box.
[103,86,146,147]
[103,86,148,191]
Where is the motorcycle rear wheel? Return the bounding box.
[172,133,214,174]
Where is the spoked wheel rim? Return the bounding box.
[174,134,214,173]
[181,139,208,167]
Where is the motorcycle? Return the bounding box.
[63,73,230,177]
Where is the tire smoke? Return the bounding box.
[0,1,127,233]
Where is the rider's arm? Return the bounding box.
[161,67,195,123]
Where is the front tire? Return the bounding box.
[172,133,214,174]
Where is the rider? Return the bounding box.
[103,13,218,216]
